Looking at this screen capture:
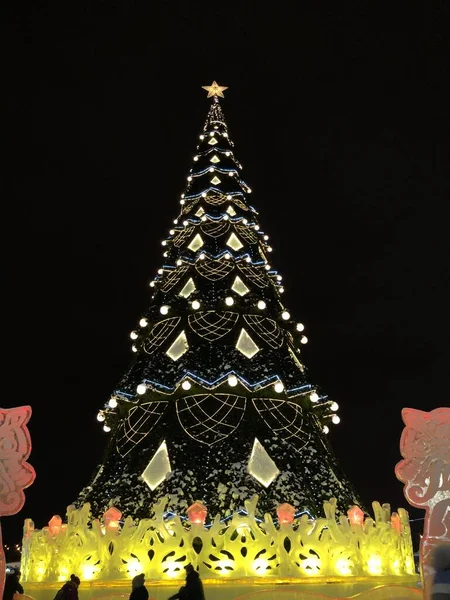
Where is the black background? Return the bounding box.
[2,2,449,554]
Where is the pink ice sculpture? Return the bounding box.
[0,406,36,598]
[395,407,450,599]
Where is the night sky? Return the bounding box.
[3,3,449,552]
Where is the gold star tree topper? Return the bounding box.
[202,81,228,98]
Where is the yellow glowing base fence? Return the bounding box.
[20,496,416,584]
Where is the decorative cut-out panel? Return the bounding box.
[179,278,196,298]
[116,401,169,457]
[208,137,218,145]
[166,331,189,361]
[143,318,181,355]
[210,175,221,185]
[252,399,311,451]
[231,276,249,296]
[244,315,284,349]
[210,155,220,164]
[20,495,416,583]
[195,258,234,281]
[188,234,204,252]
[141,441,172,491]
[236,328,260,358]
[177,394,246,445]
[247,438,280,487]
[188,312,238,341]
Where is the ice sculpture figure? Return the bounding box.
[395,407,450,599]
[0,406,35,597]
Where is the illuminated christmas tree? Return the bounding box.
[78,82,361,520]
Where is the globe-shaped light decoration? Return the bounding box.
[158,269,163,274]
[228,375,238,387]
[191,300,201,310]
[182,380,191,390]
[245,256,251,263]
[281,311,290,320]
[108,397,118,408]
[103,425,111,432]
[277,275,282,281]
[347,505,364,526]
[225,296,234,306]
[104,506,122,532]
[161,240,167,246]
[149,281,155,287]
[265,264,271,270]
[48,515,63,537]
[227,195,232,200]
[296,323,305,332]
[187,502,207,525]
[132,345,137,353]
[130,331,138,340]
[169,229,175,235]
[139,318,148,327]
[97,412,105,422]
[300,335,308,344]
[310,392,319,403]
[224,253,231,259]
[223,214,229,221]
[276,503,296,525]
[160,305,170,315]
[137,383,147,395]
[279,287,284,293]
[257,300,266,309]
[199,253,206,260]
[323,425,329,434]
[332,414,341,424]
[331,402,339,412]
[274,381,284,393]
[177,259,183,266]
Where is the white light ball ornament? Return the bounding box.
[108,397,118,408]
[182,381,191,390]
[130,331,138,340]
[323,425,330,434]
[137,384,147,395]
[103,425,111,433]
[132,345,137,353]
[228,375,238,387]
[274,382,284,393]
[281,311,290,320]
[97,412,105,422]
[296,323,305,332]
[225,296,234,306]
[300,336,308,344]
[310,392,319,403]
[160,305,170,315]
[332,415,341,424]
[257,300,266,309]
[191,300,200,310]
[139,318,148,327]
[331,402,339,412]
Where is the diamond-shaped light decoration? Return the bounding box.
[226,233,243,251]
[208,137,218,145]
[210,155,220,164]
[179,278,196,298]
[188,234,204,252]
[141,441,172,491]
[211,176,221,185]
[231,276,250,296]
[226,205,236,216]
[166,331,189,361]
[248,438,280,487]
[195,206,205,217]
[236,328,260,358]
